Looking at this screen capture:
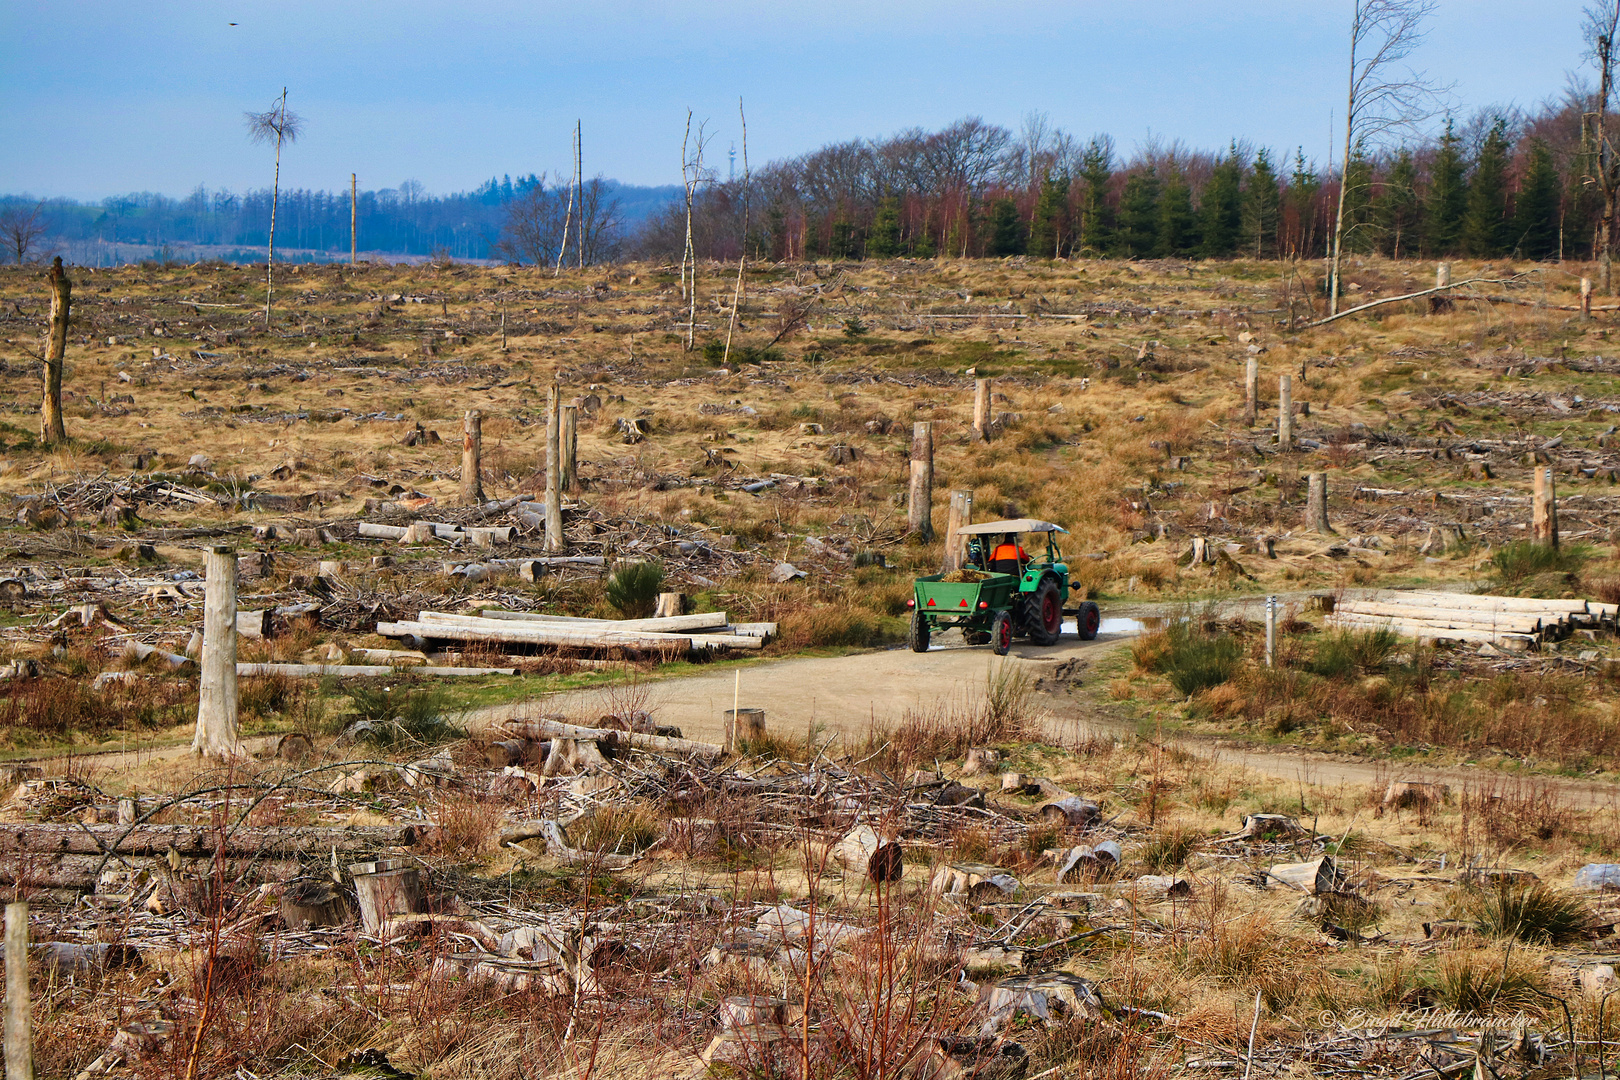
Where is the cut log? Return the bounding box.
[540,737,607,777]
[961,748,1000,776]
[485,738,535,767]
[1360,591,1589,616]
[235,610,273,638]
[1266,856,1343,894]
[538,820,639,869]
[236,662,514,677]
[0,823,416,857]
[389,615,762,651]
[1332,601,1544,633]
[930,863,1018,900]
[501,716,722,761]
[829,825,903,883]
[452,609,728,633]
[124,641,192,669]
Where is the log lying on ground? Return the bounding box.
[1368,590,1594,617]
[238,662,515,678]
[0,823,418,857]
[501,716,723,761]
[461,609,731,633]
[1324,613,1537,648]
[0,854,305,889]
[1333,600,1545,634]
[388,615,763,651]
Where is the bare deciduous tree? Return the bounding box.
[491,176,620,267]
[1584,1,1620,293]
[0,203,48,265]
[723,98,751,365]
[1327,0,1441,315]
[244,89,304,325]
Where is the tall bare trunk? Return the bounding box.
[265,88,286,326]
[41,256,68,444]
[350,173,357,265]
[193,546,243,759]
[723,99,750,365]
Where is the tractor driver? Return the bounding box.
[989,532,1028,575]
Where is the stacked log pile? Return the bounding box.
[377,608,777,659]
[1325,590,1617,649]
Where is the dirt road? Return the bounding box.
[470,615,1620,809]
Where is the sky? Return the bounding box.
[0,0,1596,202]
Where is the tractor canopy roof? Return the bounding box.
[954,519,1069,535]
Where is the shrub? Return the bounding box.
[1490,541,1588,592]
[1136,621,1241,697]
[1139,825,1200,872]
[1435,946,1548,1014]
[344,681,458,746]
[1461,880,1590,944]
[604,560,665,619]
[780,605,891,648]
[1306,627,1401,679]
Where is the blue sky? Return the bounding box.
[0,1,1594,201]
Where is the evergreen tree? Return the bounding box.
[1425,119,1469,256]
[1286,148,1322,257]
[1339,143,1376,253]
[1115,167,1159,257]
[867,197,901,258]
[1078,137,1115,254]
[1157,170,1198,257]
[986,198,1026,256]
[1027,174,1071,258]
[1241,148,1281,258]
[1375,150,1422,258]
[1513,139,1561,260]
[1198,146,1244,257]
[1462,119,1514,257]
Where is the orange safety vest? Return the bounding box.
[991,543,1026,563]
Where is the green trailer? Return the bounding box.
[907,519,1101,655]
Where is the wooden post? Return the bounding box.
[560,404,578,492]
[908,421,934,540]
[1583,276,1594,320]
[1243,355,1258,427]
[41,257,69,445]
[1532,465,1558,547]
[1306,472,1331,533]
[459,409,484,506]
[5,902,30,1080]
[1264,596,1277,668]
[942,490,973,572]
[972,378,992,443]
[192,546,242,759]
[544,382,565,552]
[350,174,358,265]
[1277,375,1293,452]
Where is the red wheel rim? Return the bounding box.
[998,620,1012,650]
[1084,607,1101,634]
[1042,592,1061,632]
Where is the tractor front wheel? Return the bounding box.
[1076,600,1102,640]
[991,611,1013,656]
[908,610,931,653]
[1027,579,1063,646]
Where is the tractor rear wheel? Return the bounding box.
[991,611,1013,656]
[1076,600,1102,640]
[908,610,930,653]
[1026,579,1063,646]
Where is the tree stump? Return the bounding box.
[830,825,903,883]
[654,592,686,619]
[723,708,765,753]
[349,859,427,937]
[825,444,859,465]
[280,876,350,929]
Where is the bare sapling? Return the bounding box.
[244,89,304,326]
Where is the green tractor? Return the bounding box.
[907,519,1101,655]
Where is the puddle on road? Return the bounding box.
[1062,615,1166,636]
